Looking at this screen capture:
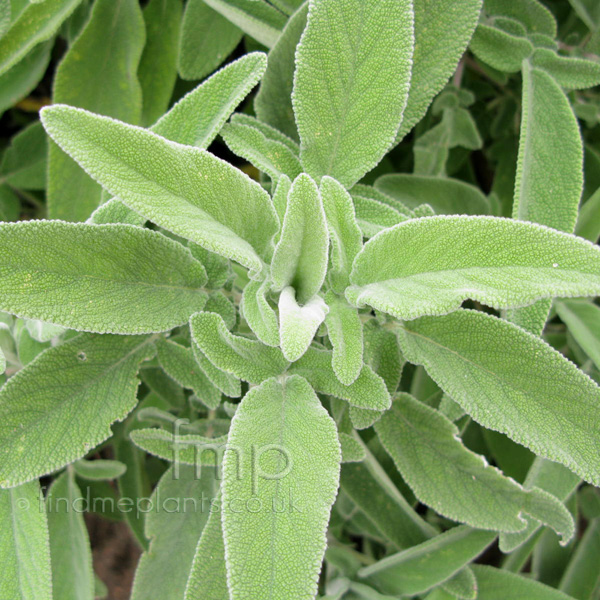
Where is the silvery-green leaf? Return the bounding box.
[241,277,280,347]
[231,113,300,155]
[396,309,600,486]
[88,198,146,226]
[189,244,233,290]
[351,192,409,238]
[347,216,600,322]
[293,0,414,188]
[340,433,366,463]
[192,344,242,398]
[483,0,557,36]
[556,300,600,370]
[222,375,341,600]
[470,21,533,73]
[531,48,600,90]
[24,320,65,343]
[576,187,600,243]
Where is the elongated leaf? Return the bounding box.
[154,52,267,149]
[222,375,341,600]
[231,113,300,154]
[293,0,414,188]
[178,0,242,81]
[0,334,154,488]
[72,459,127,481]
[0,221,208,334]
[0,480,52,600]
[204,0,287,48]
[347,216,600,321]
[241,277,279,346]
[0,121,47,190]
[88,198,147,226]
[359,526,495,597]
[376,395,574,541]
[42,105,279,274]
[396,0,482,141]
[396,309,600,486]
[48,0,145,221]
[271,173,328,303]
[192,345,242,398]
[351,193,408,239]
[279,286,328,361]
[254,2,308,140]
[190,311,288,384]
[531,48,600,90]
[138,0,182,126]
[47,471,94,600]
[556,300,600,370]
[0,0,81,76]
[375,174,490,216]
[289,347,390,411]
[131,465,220,600]
[576,187,600,243]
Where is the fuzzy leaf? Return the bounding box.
[190,311,288,384]
[0,221,208,334]
[396,309,600,486]
[347,216,600,322]
[484,0,557,36]
[359,526,495,597]
[0,481,52,600]
[470,21,533,73]
[72,459,127,481]
[279,286,328,362]
[293,0,414,188]
[0,121,47,190]
[231,113,300,155]
[271,174,329,303]
[241,277,280,347]
[222,375,341,600]
[531,48,600,90]
[556,300,600,371]
[339,433,366,463]
[376,395,574,541]
[178,0,242,81]
[576,187,600,243]
[351,193,408,239]
[192,344,242,398]
[88,198,146,226]
[41,105,279,274]
[0,333,154,488]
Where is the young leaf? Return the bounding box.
[190,311,288,384]
[138,0,182,127]
[395,309,600,486]
[241,277,280,347]
[359,526,495,597]
[0,333,155,488]
[351,192,410,238]
[376,395,574,542]
[347,216,600,322]
[48,0,145,221]
[204,0,287,48]
[271,174,329,303]
[279,286,328,362]
[289,347,391,411]
[293,0,414,188]
[254,2,308,140]
[470,21,533,73]
[222,375,341,600]
[41,105,279,274]
[0,221,208,334]
[556,300,600,370]
[178,0,242,81]
[47,470,94,600]
[531,48,600,90]
[131,465,220,600]
[395,0,483,141]
[0,481,52,600]
[0,0,81,76]
[324,292,363,386]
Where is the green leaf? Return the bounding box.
[376,395,574,541]
[190,311,288,384]
[131,465,220,600]
[320,176,363,293]
[279,286,328,362]
[271,174,329,303]
[289,347,391,411]
[375,175,490,216]
[157,339,222,409]
[531,48,600,90]
[0,121,47,190]
[88,198,147,226]
[231,113,300,155]
[0,333,154,488]
[359,526,495,597]
[41,105,279,274]
[190,244,234,290]
[0,0,9,38]
[184,493,229,600]
[254,2,308,141]
[576,187,600,243]
[346,216,600,322]
[324,292,363,385]
[241,277,280,347]
[395,0,483,141]
[138,0,182,126]
[221,118,303,181]
[178,0,242,81]
[222,375,341,600]
[48,0,145,221]
[470,21,533,73]
[72,459,127,481]
[339,433,366,463]
[483,0,557,36]
[204,0,287,48]
[0,0,81,76]
[471,565,574,600]
[0,221,208,334]
[395,309,600,486]
[47,470,94,600]
[0,480,52,600]
[293,0,414,188]
[154,52,267,149]
[351,193,408,239]
[192,344,242,398]
[557,299,600,371]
